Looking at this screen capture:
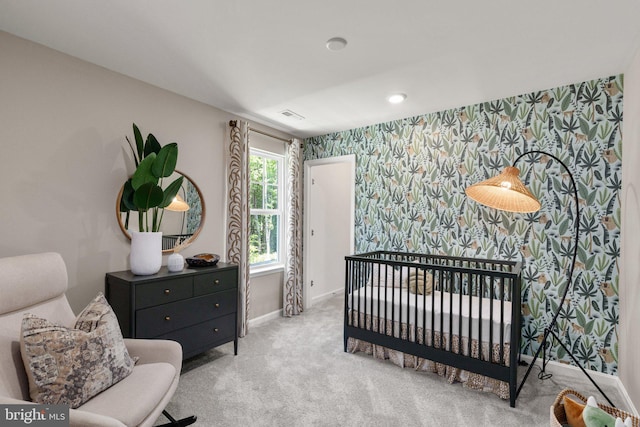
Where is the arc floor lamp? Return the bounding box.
[465,150,615,407]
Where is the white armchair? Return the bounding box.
[0,252,196,427]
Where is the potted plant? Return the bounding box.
[121,123,184,275]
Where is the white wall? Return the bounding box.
[0,30,291,318]
[620,46,640,407]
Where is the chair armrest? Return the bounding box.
[1,395,124,427]
[124,338,182,375]
[68,409,126,427]
[0,396,32,405]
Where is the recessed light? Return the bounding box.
[326,37,347,51]
[388,93,407,104]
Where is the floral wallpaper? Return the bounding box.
[185,179,201,235]
[304,75,623,375]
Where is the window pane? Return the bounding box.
[250,156,264,183]
[266,158,278,184]
[250,183,263,209]
[249,214,279,265]
[265,183,278,209]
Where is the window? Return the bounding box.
[249,149,284,269]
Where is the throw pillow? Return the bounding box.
[564,395,586,427]
[407,269,434,295]
[20,293,136,408]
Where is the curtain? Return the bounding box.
[226,120,250,337]
[283,138,303,317]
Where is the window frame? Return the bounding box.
[248,148,285,274]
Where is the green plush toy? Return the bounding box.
[582,396,616,427]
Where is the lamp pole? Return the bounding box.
[512,150,614,407]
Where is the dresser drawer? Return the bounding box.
[194,270,237,295]
[135,277,193,309]
[135,290,237,337]
[159,313,237,356]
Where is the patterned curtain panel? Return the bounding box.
[226,120,250,337]
[283,138,303,317]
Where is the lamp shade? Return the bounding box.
[165,194,190,212]
[465,166,541,213]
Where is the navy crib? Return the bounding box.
[344,251,522,407]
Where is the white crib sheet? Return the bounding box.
[348,286,512,344]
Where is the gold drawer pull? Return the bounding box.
[213,328,219,333]
[165,316,171,321]
[214,279,220,285]
[214,303,220,308]
[164,289,171,295]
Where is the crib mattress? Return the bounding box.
[348,286,512,344]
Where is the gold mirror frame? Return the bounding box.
[116,170,206,254]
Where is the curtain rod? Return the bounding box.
[229,120,293,144]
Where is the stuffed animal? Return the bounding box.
[614,417,633,427]
[564,395,586,427]
[582,396,616,427]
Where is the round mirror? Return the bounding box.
[116,170,206,254]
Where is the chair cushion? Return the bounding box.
[20,293,136,408]
[78,362,176,427]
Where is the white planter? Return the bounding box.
[167,252,185,272]
[130,231,162,275]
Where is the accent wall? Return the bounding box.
[304,75,623,375]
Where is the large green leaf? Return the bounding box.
[131,153,158,190]
[133,182,163,211]
[152,143,178,178]
[133,123,144,163]
[160,176,185,208]
[144,133,162,158]
[121,179,137,212]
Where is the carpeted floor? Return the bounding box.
[158,293,629,426]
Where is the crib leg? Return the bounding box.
[509,385,516,408]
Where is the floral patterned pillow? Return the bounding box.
[20,293,136,408]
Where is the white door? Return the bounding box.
[304,155,355,309]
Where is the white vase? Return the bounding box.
[130,231,162,275]
[167,252,185,272]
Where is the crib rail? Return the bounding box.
[344,250,522,407]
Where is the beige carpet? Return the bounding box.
[158,293,630,426]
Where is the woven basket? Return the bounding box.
[550,388,640,427]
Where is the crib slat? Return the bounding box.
[489,273,495,364]
[479,273,484,361]
[500,276,505,365]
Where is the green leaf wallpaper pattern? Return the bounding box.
[304,75,623,375]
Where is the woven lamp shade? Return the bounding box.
[165,194,190,212]
[465,166,541,213]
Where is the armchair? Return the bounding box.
[0,252,196,427]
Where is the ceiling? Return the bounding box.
[2,1,640,139]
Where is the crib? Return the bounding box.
[344,251,522,407]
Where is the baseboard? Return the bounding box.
[248,290,343,328]
[520,355,639,415]
[311,288,343,305]
[247,309,282,328]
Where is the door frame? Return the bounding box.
[303,154,356,309]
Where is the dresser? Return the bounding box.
[105,263,238,359]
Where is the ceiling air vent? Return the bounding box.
[279,109,305,120]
